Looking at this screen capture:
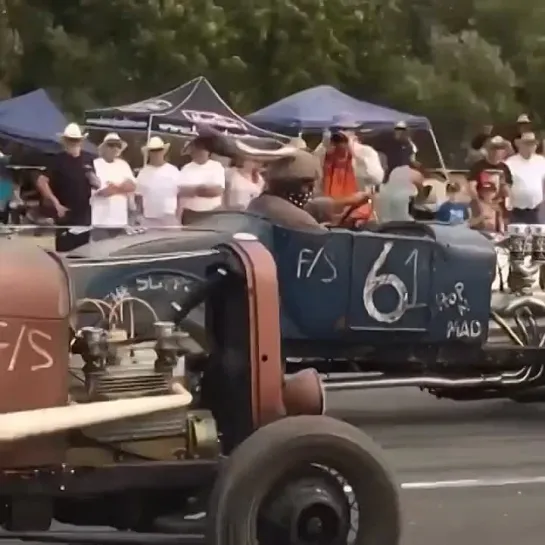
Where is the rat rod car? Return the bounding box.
[0,237,400,545]
[61,212,545,404]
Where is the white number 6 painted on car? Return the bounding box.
[363,242,408,323]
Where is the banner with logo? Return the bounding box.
[84,77,287,142]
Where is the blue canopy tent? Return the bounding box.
[246,85,430,130]
[0,89,96,154]
[246,85,448,168]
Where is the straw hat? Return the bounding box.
[98,132,127,153]
[141,136,170,153]
[519,131,538,144]
[267,150,321,181]
[57,123,88,140]
[517,114,531,124]
[486,135,509,149]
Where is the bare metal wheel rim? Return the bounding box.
[238,454,386,545]
[206,416,400,545]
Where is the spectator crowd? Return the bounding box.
[1,112,544,251]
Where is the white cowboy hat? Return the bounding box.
[487,135,509,148]
[519,131,538,143]
[99,132,128,152]
[141,136,170,152]
[395,121,408,130]
[517,114,531,123]
[57,123,88,140]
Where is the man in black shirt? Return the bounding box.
[36,123,97,252]
[468,136,513,193]
[467,135,512,224]
[378,121,416,178]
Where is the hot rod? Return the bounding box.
[0,235,400,545]
[62,211,545,403]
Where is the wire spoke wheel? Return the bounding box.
[206,416,400,545]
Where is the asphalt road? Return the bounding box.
[328,388,545,545]
[6,388,545,544]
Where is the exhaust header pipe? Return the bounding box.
[323,367,535,392]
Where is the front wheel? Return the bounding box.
[206,415,400,545]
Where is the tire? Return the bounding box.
[206,415,400,545]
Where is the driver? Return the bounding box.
[247,150,369,230]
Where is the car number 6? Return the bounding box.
[363,242,408,323]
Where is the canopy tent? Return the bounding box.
[85,77,288,143]
[0,89,96,154]
[246,85,430,131]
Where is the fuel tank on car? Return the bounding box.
[0,241,70,466]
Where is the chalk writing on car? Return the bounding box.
[296,247,337,283]
[135,274,191,294]
[0,321,54,372]
[362,242,425,323]
[105,274,192,302]
[446,319,482,339]
[436,282,470,316]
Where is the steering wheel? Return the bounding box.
[333,197,374,230]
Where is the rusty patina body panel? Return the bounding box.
[0,241,70,467]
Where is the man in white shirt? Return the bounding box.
[505,132,545,224]
[92,133,136,240]
[178,136,226,224]
[135,136,183,228]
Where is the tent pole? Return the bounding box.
[428,127,447,176]
[143,114,154,166]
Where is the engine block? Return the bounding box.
[70,332,188,443]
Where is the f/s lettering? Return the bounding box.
[0,321,54,372]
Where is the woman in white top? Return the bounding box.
[92,133,136,240]
[135,136,183,228]
[224,155,264,210]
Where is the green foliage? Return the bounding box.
[0,0,541,147]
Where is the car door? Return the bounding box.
[347,231,434,332]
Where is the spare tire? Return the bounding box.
[206,415,400,545]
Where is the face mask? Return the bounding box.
[285,190,313,208]
[269,179,314,208]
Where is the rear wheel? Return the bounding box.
[206,415,400,545]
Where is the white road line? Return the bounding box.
[401,476,545,490]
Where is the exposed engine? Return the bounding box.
[70,297,213,449]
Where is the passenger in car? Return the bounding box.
[313,116,383,225]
